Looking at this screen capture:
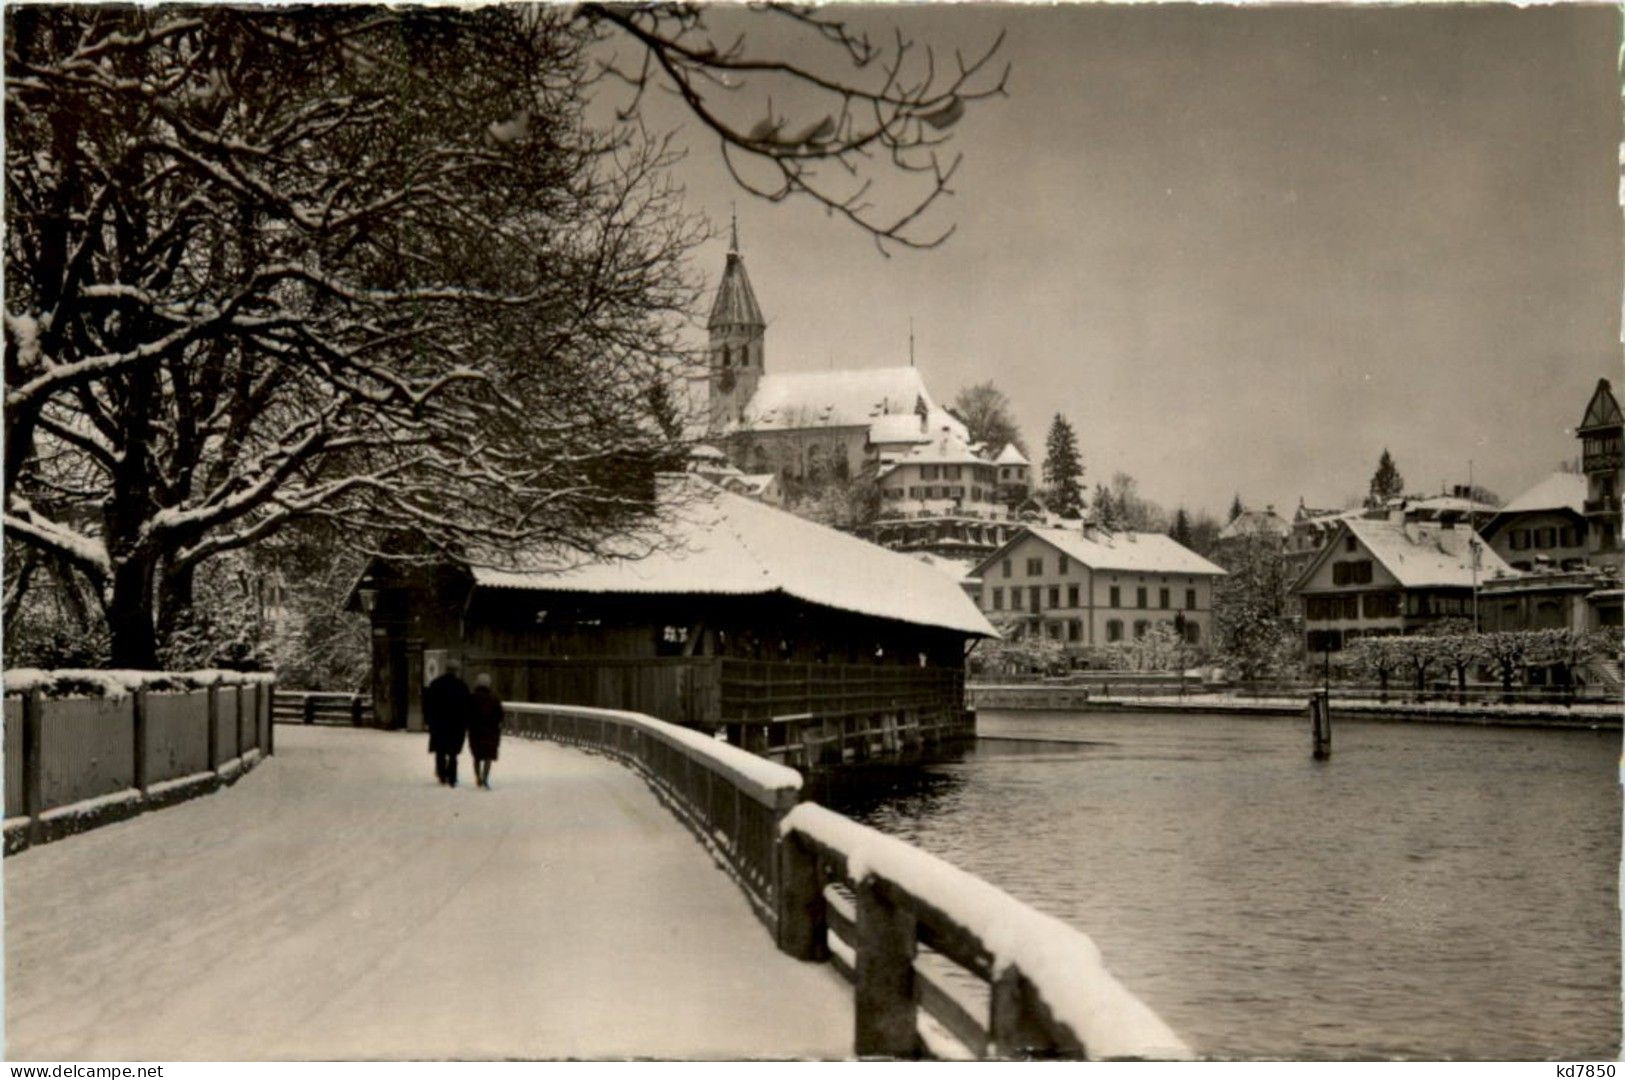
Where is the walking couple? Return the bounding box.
[422,658,503,789]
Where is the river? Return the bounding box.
[820,709,1621,1060]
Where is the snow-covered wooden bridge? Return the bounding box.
[5,707,1189,1061]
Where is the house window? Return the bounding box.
[1184,622,1200,644]
[1344,536,1357,552]
[1186,588,1197,610]
[1026,557,1044,576]
[1511,530,1528,551]
[1109,585,1121,607]
[1107,619,1124,642]
[991,587,1004,611]
[1158,587,1170,609]
[1332,560,1373,586]
[1002,559,1012,578]
[1068,620,1082,642]
[1029,586,1042,612]
[1133,620,1149,639]
[1136,586,1147,608]
[1011,588,1023,610]
[1049,586,1061,608]
[1067,584,1080,607]
[1059,555,1069,574]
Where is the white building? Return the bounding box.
[970,525,1227,650]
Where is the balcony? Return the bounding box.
[1583,450,1622,473]
[1584,495,1620,516]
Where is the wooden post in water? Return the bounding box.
[1309,692,1331,760]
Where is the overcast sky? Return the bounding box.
[636,3,1621,519]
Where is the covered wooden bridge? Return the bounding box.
[351,480,997,769]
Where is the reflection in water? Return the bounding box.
[822,710,1622,1060]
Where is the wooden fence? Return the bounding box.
[3,679,274,854]
[506,701,1188,1061]
[273,690,375,727]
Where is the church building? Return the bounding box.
[700,227,974,487]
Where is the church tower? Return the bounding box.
[706,215,765,431]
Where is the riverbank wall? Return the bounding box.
[967,684,1620,730]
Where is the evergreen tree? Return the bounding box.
[1228,493,1244,522]
[1170,507,1193,547]
[1042,415,1085,518]
[1368,448,1405,506]
[1092,484,1116,528]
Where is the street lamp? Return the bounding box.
[357,586,378,615]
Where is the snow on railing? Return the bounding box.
[778,803,1193,1061]
[504,702,799,922]
[2,671,276,853]
[511,701,1190,1060]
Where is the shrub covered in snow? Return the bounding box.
[2,668,275,700]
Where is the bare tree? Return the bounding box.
[5,8,698,665]
[582,4,1008,252]
[951,380,1026,455]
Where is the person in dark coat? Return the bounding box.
[423,658,470,787]
[467,673,503,790]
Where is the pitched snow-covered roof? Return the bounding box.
[470,480,994,637]
[707,251,764,330]
[1403,494,1498,517]
[1218,508,1291,541]
[883,429,989,468]
[1332,518,1513,589]
[995,443,1029,466]
[978,526,1227,578]
[1497,471,1587,516]
[913,552,981,583]
[868,406,970,447]
[733,366,936,433]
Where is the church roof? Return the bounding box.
[707,250,765,331]
[1578,377,1622,434]
[734,366,935,433]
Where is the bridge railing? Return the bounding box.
[778,803,1191,1061]
[509,701,1189,1060]
[504,703,800,923]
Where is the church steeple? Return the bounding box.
[707,219,766,432]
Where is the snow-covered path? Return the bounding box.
[5,726,852,1060]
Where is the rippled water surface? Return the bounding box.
[821,710,1622,1060]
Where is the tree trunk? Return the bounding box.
[107,555,158,668]
[156,560,196,647]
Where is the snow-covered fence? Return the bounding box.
[778,803,1193,1061]
[507,701,1189,1060]
[504,703,801,922]
[1,671,276,854]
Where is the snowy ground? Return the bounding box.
[5,726,852,1060]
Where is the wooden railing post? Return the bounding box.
[266,681,275,756]
[206,684,220,773]
[236,684,246,761]
[854,877,920,1058]
[350,693,363,727]
[23,689,44,844]
[132,688,149,795]
[990,965,1080,1059]
[776,830,829,962]
[303,695,315,724]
